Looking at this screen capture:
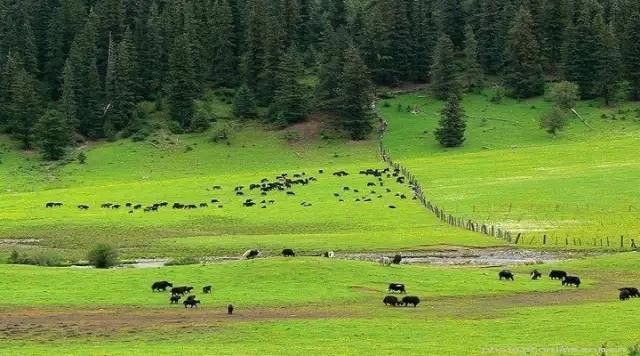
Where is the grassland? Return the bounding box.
[380,92,640,244]
[2,93,640,354]
[0,119,499,260]
[0,253,639,354]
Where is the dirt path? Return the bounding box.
[0,305,363,340]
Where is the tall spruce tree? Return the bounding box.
[167,33,198,130]
[462,25,483,93]
[270,48,308,125]
[430,34,459,100]
[7,65,41,149]
[622,5,640,100]
[476,0,503,74]
[210,0,238,87]
[63,11,103,138]
[503,6,545,98]
[104,28,138,135]
[233,84,258,120]
[597,24,623,105]
[563,0,607,99]
[337,47,374,140]
[35,109,72,160]
[435,94,466,147]
[314,25,348,114]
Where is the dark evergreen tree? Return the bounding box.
[462,25,483,93]
[597,24,623,105]
[541,0,569,74]
[63,11,103,138]
[563,0,607,99]
[210,0,238,87]
[409,0,437,81]
[167,33,198,129]
[503,6,545,98]
[270,48,308,125]
[315,24,348,114]
[104,28,138,135]
[35,109,72,160]
[434,94,466,147]
[136,1,163,98]
[476,0,503,74]
[430,34,459,100]
[233,84,258,119]
[434,0,465,48]
[622,5,640,100]
[6,65,41,148]
[337,47,374,140]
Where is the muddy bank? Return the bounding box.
[339,248,602,266]
[115,247,602,268]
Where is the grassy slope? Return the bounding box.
[0,122,498,260]
[1,254,639,354]
[380,93,640,242]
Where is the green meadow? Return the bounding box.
[1,92,640,354]
[381,92,640,244]
[0,254,639,354]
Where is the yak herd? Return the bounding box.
[500,268,638,301]
[44,168,414,214]
[148,250,635,312]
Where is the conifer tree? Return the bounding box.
[337,48,374,140]
[622,5,640,100]
[597,24,623,105]
[435,94,466,147]
[430,34,459,100]
[233,85,258,120]
[35,109,72,160]
[210,0,238,87]
[503,6,545,98]
[270,48,308,125]
[563,1,607,99]
[167,33,198,130]
[63,12,103,138]
[476,0,503,74]
[104,28,138,135]
[7,66,41,149]
[462,25,483,93]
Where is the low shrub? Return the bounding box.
[87,243,119,269]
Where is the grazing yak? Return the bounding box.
[383,296,399,306]
[549,270,567,280]
[378,256,391,266]
[618,287,640,298]
[282,249,296,257]
[45,202,63,208]
[171,286,194,295]
[388,283,406,293]
[203,286,212,294]
[228,304,234,315]
[392,254,402,264]
[401,296,420,307]
[151,281,173,292]
[562,276,581,287]
[243,249,261,259]
[322,251,335,258]
[499,270,514,281]
[170,295,181,304]
[530,270,542,280]
[184,299,200,308]
[77,204,90,210]
[620,289,632,301]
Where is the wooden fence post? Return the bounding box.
[515,233,521,244]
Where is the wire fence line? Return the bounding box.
[374,105,638,250]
